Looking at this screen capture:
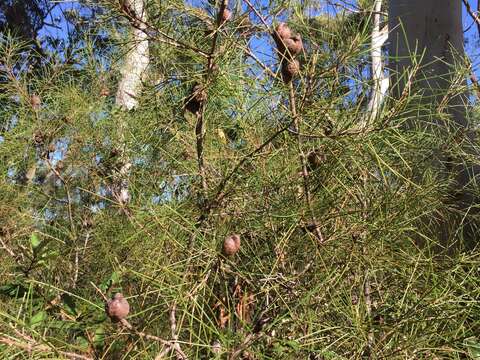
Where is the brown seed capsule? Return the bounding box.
[285,34,303,56]
[185,83,207,114]
[274,23,292,41]
[110,148,121,158]
[100,86,110,97]
[307,149,326,171]
[223,234,241,256]
[220,8,232,24]
[106,293,130,322]
[55,160,64,171]
[273,25,303,61]
[33,131,44,146]
[30,95,41,110]
[281,59,300,83]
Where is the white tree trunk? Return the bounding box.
[115,0,149,110]
[366,0,388,125]
[114,0,149,206]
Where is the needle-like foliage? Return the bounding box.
[0,0,479,359]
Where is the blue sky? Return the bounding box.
[38,0,480,77]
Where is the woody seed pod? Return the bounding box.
[306,149,326,171]
[274,23,292,41]
[30,95,41,110]
[33,131,45,146]
[285,34,303,56]
[223,234,241,256]
[100,86,110,97]
[220,8,232,24]
[185,83,207,114]
[106,293,130,322]
[273,23,303,62]
[281,59,300,83]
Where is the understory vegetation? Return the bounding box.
[1,0,480,358]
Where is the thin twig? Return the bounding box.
[90,281,108,301]
[45,159,75,236]
[170,304,188,359]
[118,2,209,57]
[229,333,262,359]
[120,319,171,346]
[0,334,93,360]
[243,0,271,30]
[212,121,294,206]
[194,0,230,198]
[359,170,374,350]
[364,271,374,347]
[288,83,324,244]
[326,0,387,15]
[242,45,278,79]
[73,246,79,288]
[195,111,208,194]
[45,158,79,287]
[462,0,480,37]
[119,318,188,359]
[0,236,16,258]
[466,55,480,100]
[155,303,188,359]
[82,231,90,257]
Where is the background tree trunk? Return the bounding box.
[389,0,478,247]
[388,0,465,125]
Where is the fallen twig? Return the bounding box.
[0,330,93,360]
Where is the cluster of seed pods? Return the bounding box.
[272,23,303,83]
